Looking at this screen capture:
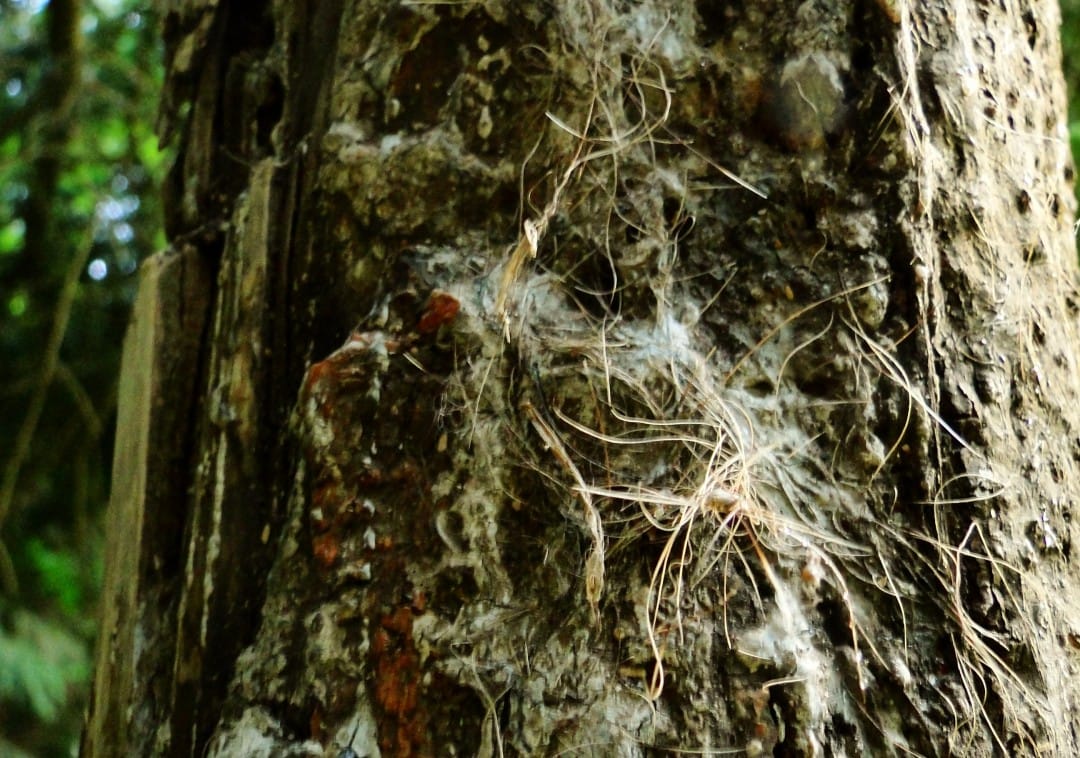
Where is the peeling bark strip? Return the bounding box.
[88,1,1080,756]
[167,157,278,755]
[83,248,211,756]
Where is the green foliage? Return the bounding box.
[1063,1,1080,206]
[0,218,24,254]
[26,539,84,617]
[0,606,89,724]
[0,0,168,753]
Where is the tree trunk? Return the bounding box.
[85,1,1080,755]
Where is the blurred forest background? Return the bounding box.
[0,0,164,754]
[0,1,1079,755]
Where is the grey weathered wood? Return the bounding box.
[83,247,210,757]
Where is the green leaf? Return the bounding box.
[96,116,130,159]
[0,218,25,254]
[135,130,167,173]
[26,539,82,615]
[7,290,28,317]
[0,611,89,723]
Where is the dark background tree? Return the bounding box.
[4,0,1080,756]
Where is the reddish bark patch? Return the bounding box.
[312,533,340,569]
[309,705,323,741]
[302,358,333,397]
[309,482,339,531]
[417,291,460,334]
[371,606,428,756]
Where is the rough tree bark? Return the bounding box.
[85,1,1080,755]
